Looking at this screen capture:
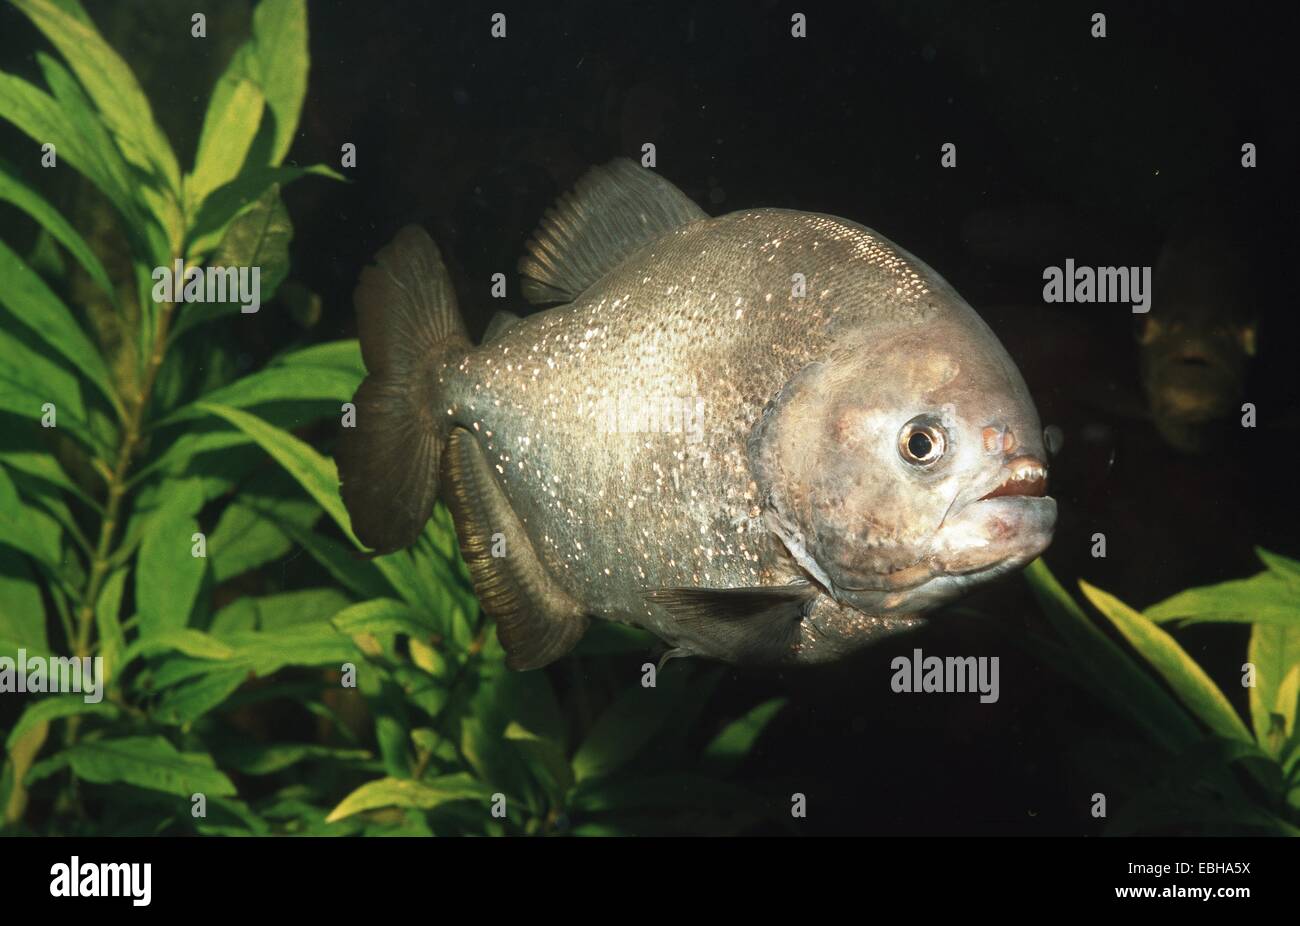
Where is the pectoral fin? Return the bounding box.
[645,584,816,665]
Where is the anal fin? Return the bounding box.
[645,584,815,665]
[444,428,589,670]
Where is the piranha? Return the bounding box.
[1137,229,1258,454]
[337,159,1056,669]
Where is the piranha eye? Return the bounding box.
[898,417,947,466]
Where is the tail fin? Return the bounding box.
[337,226,469,554]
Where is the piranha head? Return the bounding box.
[750,319,1056,615]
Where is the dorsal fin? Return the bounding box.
[518,159,708,305]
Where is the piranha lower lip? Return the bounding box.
[979,457,1049,500]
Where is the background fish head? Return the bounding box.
[753,317,1056,614]
[1137,232,1257,453]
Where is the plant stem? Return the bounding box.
[65,301,176,748]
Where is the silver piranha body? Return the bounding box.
[337,160,1056,669]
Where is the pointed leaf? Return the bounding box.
[135,479,207,637]
[572,666,693,782]
[194,401,422,603]
[325,774,491,823]
[1023,559,1201,752]
[5,696,118,752]
[1247,623,1300,757]
[1081,580,1253,744]
[240,0,309,166]
[12,0,181,194]
[0,155,114,298]
[186,74,264,214]
[1146,571,1300,627]
[0,239,118,415]
[63,735,235,797]
[0,545,45,651]
[702,698,786,776]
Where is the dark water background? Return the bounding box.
[1,0,1297,834]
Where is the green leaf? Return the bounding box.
[0,67,157,264]
[207,468,321,583]
[186,165,338,259]
[186,74,265,216]
[2,716,48,824]
[274,339,365,377]
[0,239,119,417]
[217,742,370,776]
[196,402,352,540]
[459,713,529,805]
[12,0,181,195]
[1080,580,1253,744]
[30,51,165,266]
[325,773,492,824]
[261,514,394,601]
[9,466,86,558]
[0,70,86,169]
[0,449,100,512]
[153,669,249,726]
[239,0,309,166]
[1104,736,1295,836]
[1023,559,1201,752]
[1145,572,1300,627]
[208,499,315,583]
[1257,547,1300,586]
[0,463,62,567]
[146,621,360,692]
[702,698,786,776]
[194,401,422,601]
[0,155,114,298]
[504,721,574,798]
[62,735,236,797]
[5,695,118,752]
[223,622,359,676]
[332,599,437,638]
[572,666,693,782]
[0,545,45,651]
[190,183,293,315]
[1247,623,1300,757]
[160,365,359,427]
[135,479,207,637]
[0,297,94,448]
[210,588,351,635]
[94,566,127,684]
[123,628,236,666]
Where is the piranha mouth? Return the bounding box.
[978,456,1048,500]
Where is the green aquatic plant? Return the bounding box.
[0,0,783,836]
[1023,551,1300,835]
